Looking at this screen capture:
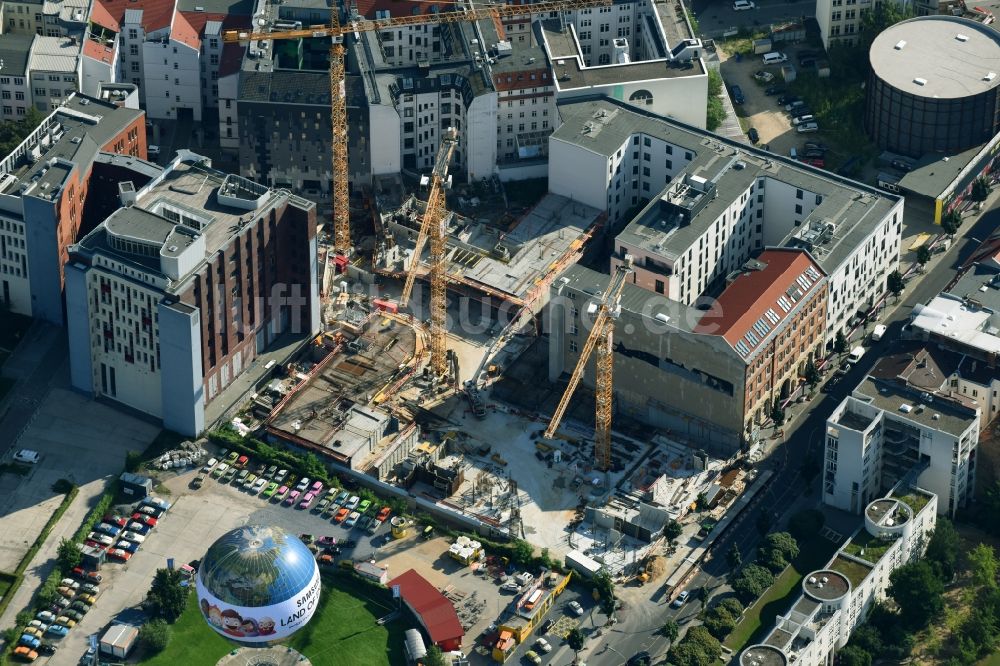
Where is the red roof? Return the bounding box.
[82,38,115,63]
[493,67,551,91]
[694,249,825,358]
[387,569,463,646]
[91,0,176,33]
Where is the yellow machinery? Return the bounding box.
[543,256,633,471]
[400,128,458,378]
[222,0,613,356]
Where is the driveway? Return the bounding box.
[719,50,798,156]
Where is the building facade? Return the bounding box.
[65,152,319,436]
[0,93,146,322]
[743,487,937,666]
[549,97,903,350]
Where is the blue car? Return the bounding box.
[126,521,151,535]
[117,539,139,554]
[730,84,745,105]
[96,523,121,537]
[19,635,41,649]
[45,625,69,637]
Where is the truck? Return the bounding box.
[847,346,866,364]
[871,325,887,342]
[565,549,604,579]
[100,624,139,659]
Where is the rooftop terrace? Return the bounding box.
[802,569,850,601]
[829,555,872,589]
[854,376,979,437]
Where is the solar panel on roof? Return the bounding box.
[735,340,751,356]
[777,296,792,313]
[765,309,780,324]
[745,330,759,346]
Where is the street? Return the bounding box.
[690,0,815,37]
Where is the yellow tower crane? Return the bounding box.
[401,127,459,378]
[543,256,633,471]
[222,0,613,258]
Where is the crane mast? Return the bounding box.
[544,256,633,470]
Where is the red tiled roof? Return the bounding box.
[493,67,551,91]
[82,38,115,63]
[694,249,825,358]
[353,0,438,19]
[171,11,201,49]
[90,0,176,33]
[387,569,463,645]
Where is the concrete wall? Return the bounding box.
[143,37,201,121]
[547,137,608,211]
[22,194,62,324]
[466,92,498,181]
[158,301,205,436]
[369,103,402,177]
[64,261,93,394]
[217,73,239,151]
[558,72,708,129]
[81,53,116,98]
[0,213,31,314]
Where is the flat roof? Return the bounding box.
[870,16,1000,99]
[853,375,979,437]
[803,569,850,600]
[946,262,1000,312]
[834,408,876,432]
[897,142,987,198]
[911,294,1000,355]
[741,645,787,666]
[0,34,36,74]
[552,98,899,277]
[28,35,80,73]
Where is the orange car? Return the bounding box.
[376,506,391,522]
[333,508,349,523]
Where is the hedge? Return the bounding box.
[208,428,339,487]
[0,485,79,622]
[72,481,120,543]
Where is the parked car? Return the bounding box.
[789,107,812,120]
[266,464,278,478]
[252,477,267,494]
[117,539,140,554]
[63,610,84,622]
[13,449,40,464]
[785,100,806,111]
[799,56,817,68]
[315,496,332,513]
[797,122,819,133]
[147,145,160,158]
[211,462,229,478]
[103,515,128,527]
[70,568,101,584]
[19,635,41,649]
[96,523,121,537]
[567,601,584,616]
[345,511,361,528]
[121,530,145,544]
[37,644,55,656]
[891,158,913,172]
[535,637,552,653]
[762,51,788,64]
[262,482,278,498]
[357,499,372,514]
[764,85,785,96]
[235,455,249,468]
[747,127,759,144]
[333,490,350,505]
[107,548,132,562]
[733,0,755,9]
[225,451,238,464]
[274,469,289,483]
[333,508,350,523]
[22,628,43,640]
[296,477,311,492]
[56,587,75,599]
[804,141,829,152]
[13,646,38,662]
[273,485,289,502]
[730,84,745,105]
[130,514,157,527]
[671,590,690,608]
[803,149,826,159]
[87,533,113,547]
[44,625,68,638]
[753,70,774,83]
[35,612,56,624]
[299,493,316,510]
[69,601,90,614]
[242,473,258,489]
[235,469,250,484]
[801,157,825,168]
[284,490,301,506]
[525,650,542,665]
[80,583,100,595]
[310,481,324,494]
[127,521,151,535]
[376,506,392,522]
[792,114,815,126]
[777,94,800,106]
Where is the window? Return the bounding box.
[795,189,803,200]
[569,340,579,352]
[655,279,664,294]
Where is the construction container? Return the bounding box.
[100,625,138,658]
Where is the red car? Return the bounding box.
[84,540,109,551]
[235,455,249,468]
[800,157,825,168]
[376,506,391,522]
[102,514,128,527]
[131,513,157,527]
[107,548,132,561]
[71,567,102,584]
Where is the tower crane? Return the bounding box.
[401,127,459,378]
[222,0,613,258]
[544,256,633,471]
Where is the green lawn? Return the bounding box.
[829,555,873,589]
[143,574,407,666]
[723,535,839,652]
[894,491,931,515]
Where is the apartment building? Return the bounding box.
[825,362,979,517]
[0,93,146,322]
[744,486,937,666]
[2,0,89,37]
[28,35,81,112]
[86,0,251,118]
[549,97,904,350]
[65,152,319,436]
[0,34,33,119]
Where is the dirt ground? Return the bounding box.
[717,45,822,158]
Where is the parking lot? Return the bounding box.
[719,45,823,158]
[46,450,598,665]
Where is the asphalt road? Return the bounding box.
[690,0,815,37]
[586,208,996,664]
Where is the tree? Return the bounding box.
[125,450,143,473]
[838,645,872,666]
[145,568,187,623]
[57,538,82,572]
[706,69,726,131]
[424,645,447,666]
[761,532,799,562]
[726,543,742,569]
[662,619,679,642]
[139,620,171,654]
[684,627,723,661]
[941,210,962,237]
[788,509,825,540]
[916,245,931,267]
[665,520,683,542]
[696,492,709,510]
[593,570,616,616]
[703,611,737,640]
[803,360,820,387]
[888,560,944,629]
[566,627,585,659]
[924,518,961,582]
[732,564,774,603]
[834,331,848,354]
[0,108,44,157]
[968,543,998,589]
[770,399,785,428]
[848,624,883,657]
[971,176,991,202]
[510,539,534,565]
[887,270,905,301]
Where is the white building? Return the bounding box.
[548,96,904,349]
[27,35,81,112]
[825,372,979,517]
[0,34,35,119]
[743,487,937,666]
[65,152,319,435]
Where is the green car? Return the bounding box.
[223,467,238,482]
[225,451,239,464]
[243,473,258,489]
[262,482,278,498]
[357,499,372,514]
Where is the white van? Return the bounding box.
[872,324,887,342]
[847,346,866,364]
[13,449,40,464]
[762,51,787,65]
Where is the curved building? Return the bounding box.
[865,16,1000,157]
[196,525,321,644]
